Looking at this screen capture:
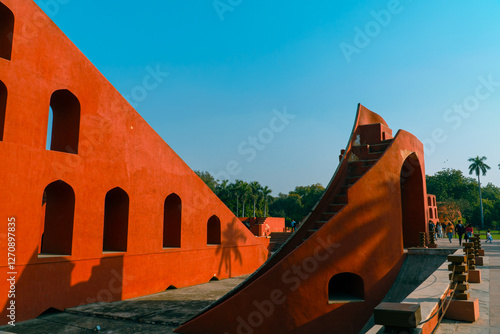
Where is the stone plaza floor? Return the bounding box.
[0,275,249,333]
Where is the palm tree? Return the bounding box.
[249,181,262,217]
[232,180,244,216]
[468,156,490,228]
[239,181,251,217]
[242,183,251,217]
[261,186,273,217]
[216,179,229,202]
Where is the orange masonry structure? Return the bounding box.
[177,105,435,334]
[0,0,271,324]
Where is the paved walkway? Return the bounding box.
[0,276,249,333]
[434,235,500,334]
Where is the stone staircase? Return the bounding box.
[269,232,292,253]
[301,139,393,243]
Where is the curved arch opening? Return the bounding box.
[207,215,221,245]
[0,3,14,61]
[328,273,364,304]
[400,153,426,248]
[209,276,219,282]
[163,193,181,248]
[0,80,6,141]
[103,187,129,252]
[47,90,80,154]
[429,208,433,219]
[40,180,75,256]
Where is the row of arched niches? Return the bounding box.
[0,3,223,256]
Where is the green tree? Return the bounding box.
[426,168,479,224]
[270,193,303,225]
[261,186,273,217]
[239,181,251,217]
[215,179,230,205]
[291,183,325,217]
[249,181,262,217]
[469,156,490,228]
[231,180,246,216]
[194,170,218,192]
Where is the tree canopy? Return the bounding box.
[194,171,325,225]
[426,168,499,229]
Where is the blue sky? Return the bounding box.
[33,0,500,195]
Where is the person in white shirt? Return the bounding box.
[486,230,493,243]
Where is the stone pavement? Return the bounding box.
[434,235,500,334]
[0,275,249,333]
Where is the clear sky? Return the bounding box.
[33,0,500,195]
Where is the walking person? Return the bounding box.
[446,222,454,243]
[291,220,296,232]
[464,223,473,243]
[428,220,435,234]
[486,230,493,243]
[455,220,465,246]
[436,222,443,239]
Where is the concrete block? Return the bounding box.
[445,298,479,322]
[475,256,483,266]
[477,249,484,256]
[449,273,468,282]
[448,264,467,272]
[453,292,470,300]
[448,255,466,263]
[373,302,421,328]
[468,269,481,283]
[455,283,469,291]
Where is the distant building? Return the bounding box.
[427,194,439,225]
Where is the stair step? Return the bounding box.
[329,203,346,210]
[308,229,318,234]
[368,141,392,153]
[314,221,327,229]
[321,211,336,220]
[346,175,361,182]
[360,159,378,165]
[366,150,382,157]
[335,195,347,203]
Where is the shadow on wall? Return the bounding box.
[1,249,128,324]
[216,218,248,278]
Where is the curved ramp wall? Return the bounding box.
[177,105,430,334]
